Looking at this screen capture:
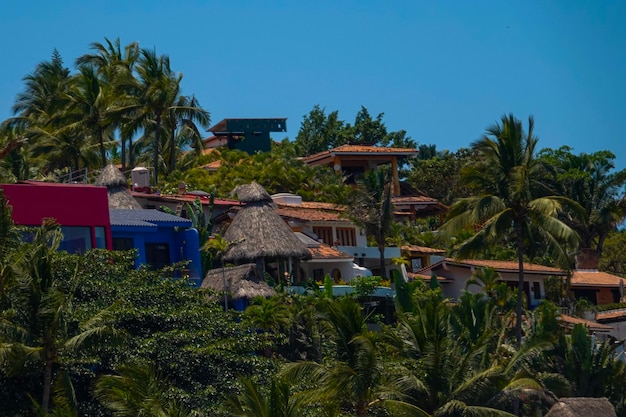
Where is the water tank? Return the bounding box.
[131,167,150,190]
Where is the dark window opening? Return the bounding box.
[113,238,134,251]
[145,242,171,270]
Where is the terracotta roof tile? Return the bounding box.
[302,144,418,164]
[309,244,353,260]
[401,245,446,254]
[419,258,565,275]
[596,309,626,321]
[557,314,612,331]
[277,201,345,211]
[276,207,344,222]
[570,270,625,287]
[392,195,441,204]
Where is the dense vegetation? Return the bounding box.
[2,38,626,416]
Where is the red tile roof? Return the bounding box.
[302,144,418,164]
[401,245,445,254]
[557,314,612,332]
[276,207,344,222]
[309,244,353,260]
[596,309,626,322]
[570,270,625,288]
[392,195,442,204]
[419,258,565,275]
[131,191,240,207]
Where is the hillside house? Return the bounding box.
[417,258,567,308]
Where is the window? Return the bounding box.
[113,238,134,251]
[313,226,333,245]
[94,227,106,249]
[336,227,356,246]
[59,226,92,254]
[145,242,171,270]
[532,282,541,299]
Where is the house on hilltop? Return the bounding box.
[301,144,447,223]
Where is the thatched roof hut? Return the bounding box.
[545,397,616,417]
[222,182,311,264]
[201,263,277,300]
[95,165,142,210]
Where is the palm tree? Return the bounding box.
[0,222,120,413]
[162,94,210,174]
[539,147,626,270]
[96,363,190,417]
[282,297,398,417]
[62,64,116,167]
[125,48,182,186]
[345,168,394,278]
[76,37,140,171]
[244,296,292,357]
[442,114,579,346]
[227,376,307,417]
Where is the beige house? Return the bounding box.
[417,258,566,307]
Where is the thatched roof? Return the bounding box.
[95,165,142,210]
[222,183,311,263]
[231,182,272,204]
[545,397,616,417]
[95,164,127,187]
[201,263,277,300]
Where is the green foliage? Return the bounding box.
[352,275,382,298]
[323,274,333,298]
[294,104,416,158]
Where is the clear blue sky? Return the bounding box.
[1,1,625,168]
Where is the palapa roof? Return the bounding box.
[222,182,312,262]
[94,165,142,210]
[545,397,616,417]
[201,263,277,300]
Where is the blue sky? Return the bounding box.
[1,1,625,168]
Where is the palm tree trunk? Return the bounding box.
[98,125,106,168]
[42,355,54,412]
[153,114,161,186]
[121,137,126,172]
[515,228,525,347]
[378,243,386,279]
[169,126,176,174]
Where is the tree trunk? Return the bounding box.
[169,126,177,174]
[42,356,54,412]
[98,125,106,168]
[515,230,525,348]
[378,243,386,279]
[153,114,161,187]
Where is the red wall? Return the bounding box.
[0,182,112,248]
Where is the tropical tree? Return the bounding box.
[441,114,579,346]
[161,94,210,174]
[63,64,116,167]
[538,146,626,269]
[282,297,397,417]
[96,363,190,417]
[227,376,307,417]
[0,222,118,413]
[345,168,394,278]
[76,37,141,171]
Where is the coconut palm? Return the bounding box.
[345,167,394,278]
[282,297,401,417]
[227,376,307,417]
[76,37,141,171]
[95,363,190,417]
[123,48,181,186]
[162,94,210,174]
[1,222,120,413]
[62,64,116,167]
[539,147,626,270]
[442,114,579,346]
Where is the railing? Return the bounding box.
[58,168,89,184]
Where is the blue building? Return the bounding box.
[109,209,203,286]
